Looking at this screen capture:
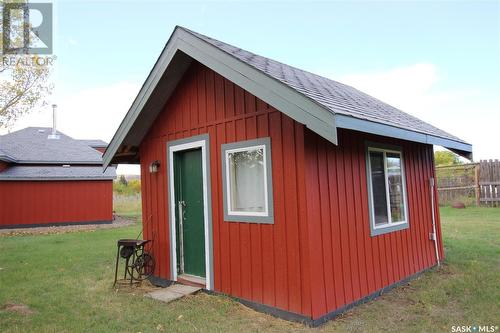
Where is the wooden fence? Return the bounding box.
[479,159,500,206]
[436,159,500,207]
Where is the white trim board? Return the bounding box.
[167,134,213,290]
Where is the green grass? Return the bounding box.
[113,194,142,219]
[0,208,498,332]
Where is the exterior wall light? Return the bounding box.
[149,160,160,173]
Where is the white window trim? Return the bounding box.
[221,137,274,224]
[366,144,409,236]
[225,144,269,217]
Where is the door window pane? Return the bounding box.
[228,148,265,213]
[369,151,389,225]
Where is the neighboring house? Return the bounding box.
[0,127,116,228]
[78,139,108,154]
[103,27,472,325]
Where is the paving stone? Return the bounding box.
[145,284,201,303]
[167,284,201,295]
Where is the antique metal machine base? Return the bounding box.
[113,239,155,286]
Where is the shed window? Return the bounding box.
[221,138,274,223]
[366,144,409,236]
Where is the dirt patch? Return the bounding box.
[1,303,35,316]
[113,278,160,295]
[0,215,136,237]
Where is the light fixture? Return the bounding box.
[149,160,160,173]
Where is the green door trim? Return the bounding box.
[167,134,213,290]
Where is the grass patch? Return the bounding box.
[0,207,498,332]
[113,194,142,219]
[325,206,500,332]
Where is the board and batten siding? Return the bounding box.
[139,60,443,319]
[304,128,443,319]
[140,61,312,316]
[0,180,113,227]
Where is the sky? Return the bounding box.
[3,0,499,174]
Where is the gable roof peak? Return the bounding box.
[103,27,472,166]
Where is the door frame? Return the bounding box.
[167,134,213,290]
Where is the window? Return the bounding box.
[366,144,409,236]
[221,138,274,223]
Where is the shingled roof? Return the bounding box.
[78,139,108,148]
[0,127,116,180]
[187,29,463,143]
[0,127,104,164]
[0,165,115,180]
[104,26,472,166]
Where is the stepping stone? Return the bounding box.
[167,284,201,295]
[146,284,201,303]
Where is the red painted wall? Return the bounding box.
[93,147,106,154]
[304,129,443,319]
[140,61,312,316]
[0,180,113,227]
[139,61,443,319]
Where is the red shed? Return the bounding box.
[104,27,472,325]
[0,127,116,228]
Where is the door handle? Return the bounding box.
[178,200,185,273]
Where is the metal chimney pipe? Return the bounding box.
[48,104,60,139]
[52,104,57,136]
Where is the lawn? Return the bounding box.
[0,206,498,332]
[113,194,142,219]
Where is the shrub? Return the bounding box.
[113,177,141,196]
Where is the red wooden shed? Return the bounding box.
[104,27,472,325]
[0,127,116,228]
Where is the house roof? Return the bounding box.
[103,26,472,167]
[0,165,116,181]
[188,29,464,143]
[0,127,116,180]
[0,148,16,163]
[0,127,104,164]
[78,139,108,148]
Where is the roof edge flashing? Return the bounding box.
[335,114,472,160]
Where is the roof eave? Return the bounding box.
[14,160,104,164]
[335,114,473,160]
[0,156,17,163]
[0,177,116,181]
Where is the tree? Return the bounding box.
[0,1,53,128]
[434,151,462,166]
[118,175,128,186]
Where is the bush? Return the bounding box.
[113,178,141,196]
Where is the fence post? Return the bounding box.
[475,164,480,206]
